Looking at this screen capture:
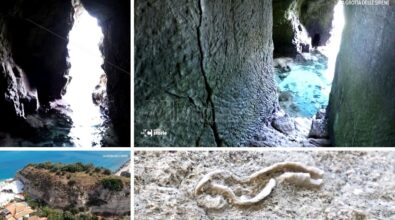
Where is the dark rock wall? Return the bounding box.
[81,0,131,146]
[7,0,74,104]
[0,0,73,136]
[0,8,39,134]
[273,0,298,57]
[272,0,338,57]
[297,0,338,46]
[0,0,130,146]
[135,0,276,146]
[328,4,395,146]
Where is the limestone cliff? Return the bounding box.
[15,164,130,216]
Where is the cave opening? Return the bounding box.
[62,6,107,147]
[275,0,345,118]
[318,1,345,83]
[0,0,130,147]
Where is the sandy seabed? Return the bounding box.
[134,151,394,220]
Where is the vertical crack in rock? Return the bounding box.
[197,0,222,147]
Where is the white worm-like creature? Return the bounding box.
[194,162,324,206]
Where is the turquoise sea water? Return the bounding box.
[0,151,130,180]
[275,53,332,117]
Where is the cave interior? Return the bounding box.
[0,0,130,147]
[135,0,395,147]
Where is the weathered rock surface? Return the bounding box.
[309,109,329,138]
[16,165,130,216]
[244,109,331,147]
[135,0,277,146]
[272,115,295,135]
[328,4,395,146]
[135,151,395,219]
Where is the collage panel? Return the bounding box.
[0,0,130,147]
[1,0,395,219]
[134,150,394,219]
[135,0,395,147]
[0,150,131,220]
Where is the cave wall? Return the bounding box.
[273,0,297,57]
[328,4,395,146]
[0,0,130,146]
[81,0,131,146]
[0,0,73,136]
[7,0,74,104]
[272,0,338,57]
[297,0,338,46]
[135,0,277,146]
[0,15,38,135]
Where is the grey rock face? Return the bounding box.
[309,109,329,138]
[135,0,277,147]
[328,4,395,146]
[272,116,295,135]
[309,119,328,138]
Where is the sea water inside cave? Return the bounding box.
[0,8,116,147]
[62,8,106,147]
[275,53,331,117]
[275,1,345,117]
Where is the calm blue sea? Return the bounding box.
[0,151,130,180]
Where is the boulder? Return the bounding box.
[309,118,328,138]
[272,116,295,135]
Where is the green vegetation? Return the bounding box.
[28,162,113,175]
[101,178,124,191]
[26,196,100,220]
